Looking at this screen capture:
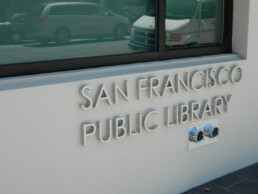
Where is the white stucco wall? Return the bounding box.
[0,0,257,193]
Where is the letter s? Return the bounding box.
[80,85,93,110]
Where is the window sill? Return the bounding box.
[0,53,244,92]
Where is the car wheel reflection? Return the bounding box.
[113,25,126,40]
[11,32,22,44]
[55,28,71,44]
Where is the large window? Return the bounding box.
[165,0,224,48]
[0,0,232,78]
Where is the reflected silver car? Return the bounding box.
[26,2,131,44]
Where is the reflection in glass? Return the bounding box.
[165,0,224,48]
[129,5,156,51]
[0,0,156,65]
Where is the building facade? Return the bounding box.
[0,0,257,193]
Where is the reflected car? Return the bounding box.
[129,0,218,50]
[0,22,9,44]
[0,13,27,44]
[25,2,131,44]
[112,8,140,24]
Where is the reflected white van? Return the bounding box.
[129,0,222,50]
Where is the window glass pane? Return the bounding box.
[165,0,224,48]
[0,0,156,66]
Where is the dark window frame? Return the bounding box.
[0,0,233,78]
